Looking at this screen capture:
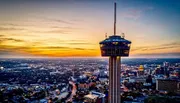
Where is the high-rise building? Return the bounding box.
[163,61,169,76]
[99,2,131,103]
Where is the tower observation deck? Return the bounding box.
[99,2,131,103]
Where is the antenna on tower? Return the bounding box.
[114,2,117,36]
[105,33,107,39]
[122,33,125,38]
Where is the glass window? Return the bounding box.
[112,42,118,45]
[124,50,129,54]
[100,44,104,47]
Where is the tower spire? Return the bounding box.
[114,2,116,35]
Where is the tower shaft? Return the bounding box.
[109,56,121,103]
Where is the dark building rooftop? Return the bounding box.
[99,35,131,44]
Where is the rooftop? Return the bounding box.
[99,35,131,44]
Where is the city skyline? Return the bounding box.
[0,0,180,58]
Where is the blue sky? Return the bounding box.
[0,0,179,58]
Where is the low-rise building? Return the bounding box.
[156,79,180,93]
[84,91,106,103]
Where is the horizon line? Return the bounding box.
[0,56,180,59]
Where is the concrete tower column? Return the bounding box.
[109,56,121,103]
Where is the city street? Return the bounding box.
[67,81,77,102]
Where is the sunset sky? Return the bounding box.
[0,0,180,58]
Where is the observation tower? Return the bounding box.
[99,2,131,103]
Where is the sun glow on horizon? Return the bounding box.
[0,0,180,58]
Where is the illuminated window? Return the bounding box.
[124,50,129,54]
[100,44,104,47]
[112,42,118,45]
